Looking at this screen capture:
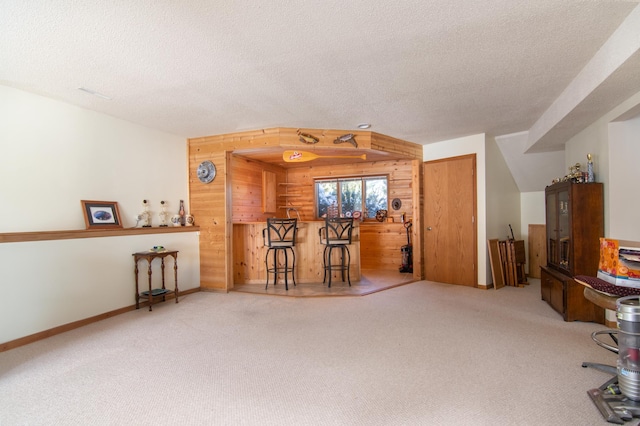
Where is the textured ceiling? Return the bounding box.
[1,0,640,155]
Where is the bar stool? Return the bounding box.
[319,217,354,287]
[263,218,298,290]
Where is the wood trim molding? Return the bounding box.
[0,287,201,352]
[0,226,200,244]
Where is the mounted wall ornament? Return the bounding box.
[391,198,402,210]
[297,130,319,144]
[333,133,357,148]
[283,150,366,163]
[197,160,216,184]
[375,209,388,222]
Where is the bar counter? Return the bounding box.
[232,221,360,285]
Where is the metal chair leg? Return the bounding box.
[290,247,296,287]
[344,246,351,286]
[327,246,333,288]
[283,248,289,291]
[264,249,271,289]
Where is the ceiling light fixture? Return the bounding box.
[357,123,371,129]
[77,87,112,100]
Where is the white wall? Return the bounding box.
[0,86,200,345]
[0,85,191,231]
[485,137,521,241]
[520,191,546,274]
[608,113,640,240]
[485,137,522,282]
[565,89,640,238]
[520,192,546,226]
[423,133,488,285]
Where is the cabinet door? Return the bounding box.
[557,187,570,273]
[545,191,558,267]
[541,270,551,302]
[549,276,564,314]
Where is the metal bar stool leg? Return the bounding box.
[264,249,271,289]
[340,246,346,282]
[273,248,279,287]
[344,245,351,286]
[290,247,296,287]
[327,246,334,288]
[322,245,329,285]
[283,248,289,291]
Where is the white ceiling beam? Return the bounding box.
[526,4,640,153]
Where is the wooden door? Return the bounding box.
[423,155,477,286]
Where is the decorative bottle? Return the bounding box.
[587,153,595,183]
[179,200,185,226]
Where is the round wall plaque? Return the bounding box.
[197,160,216,184]
[391,198,402,210]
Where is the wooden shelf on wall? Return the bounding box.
[0,226,200,244]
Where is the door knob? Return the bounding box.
[427,227,432,231]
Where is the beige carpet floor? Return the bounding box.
[0,278,624,425]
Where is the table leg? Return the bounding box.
[147,261,153,311]
[161,258,166,302]
[134,260,140,309]
[173,254,179,303]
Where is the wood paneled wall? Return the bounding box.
[284,159,415,222]
[228,157,417,273]
[189,128,423,291]
[231,155,286,222]
[283,160,418,272]
[189,149,229,290]
[360,223,408,270]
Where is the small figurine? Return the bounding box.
[140,199,151,227]
[567,163,583,183]
[159,201,169,227]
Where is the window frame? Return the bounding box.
[314,174,389,220]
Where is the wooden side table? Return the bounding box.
[133,250,179,311]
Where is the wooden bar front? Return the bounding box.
[233,221,360,285]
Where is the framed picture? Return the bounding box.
[81,200,123,229]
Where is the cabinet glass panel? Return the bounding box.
[546,191,557,266]
[558,189,570,271]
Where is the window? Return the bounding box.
[316,176,388,219]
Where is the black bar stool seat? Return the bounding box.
[319,217,354,288]
[263,218,298,290]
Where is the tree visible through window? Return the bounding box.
[316,176,388,219]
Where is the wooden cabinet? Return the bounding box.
[542,181,604,322]
[545,181,603,276]
[541,265,603,322]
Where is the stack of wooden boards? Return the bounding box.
[487,239,528,289]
